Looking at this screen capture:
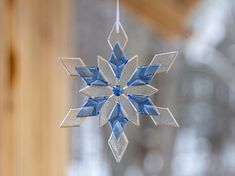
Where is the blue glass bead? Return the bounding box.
[128,95,159,116]
[75,66,108,86]
[109,42,128,79]
[127,65,161,86]
[77,97,108,117]
[112,85,123,96]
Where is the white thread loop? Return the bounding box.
[116,0,120,33]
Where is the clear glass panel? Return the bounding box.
[123,85,158,96]
[120,55,138,87]
[150,51,178,73]
[119,94,139,126]
[108,131,128,162]
[108,23,128,50]
[79,86,112,97]
[60,108,91,128]
[150,107,179,127]
[99,95,118,127]
[98,56,118,86]
[59,57,86,76]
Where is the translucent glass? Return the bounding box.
[77,97,108,117]
[127,65,160,86]
[150,51,178,73]
[76,66,108,86]
[108,131,128,162]
[123,84,158,96]
[119,94,139,126]
[98,56,117,86]
[99,95,118,127]
[128,95,159,115]
[150,107,179,127]
[59,57,86,76]
[79,86,112,97]
[120,55,138,87]
[108,103,128,139]
[60,108,90,128]
[108,23,128,50]
[108,42,128,79]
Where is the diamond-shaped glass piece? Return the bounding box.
[60,108,89,128]
[77,97,108,117]
[128,95,159,115]
[98,56,118,86]
[59,57,86,76]
[120,55,138,87]
[109,103,128,139]
[127,65,161,86]
[108,131,128,162]
[108,23,128,50]
[112,122,124,139]
[99,95,118,127]
[124,85,158,96]
[75,66,108,86]
[150,107,179,127]
[119,94,139,126]
[150,51,178,73]
[79,86,113,97]
[109,42,128,79]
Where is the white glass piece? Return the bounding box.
[108,23,128,50]
[119,94,139,126]
[99,95,118,127]
[120,55,138,87]
[123,85,158,96]
[60,108,92,128]
[98,56,118,86]
[150,107,179,127]
[79,86,113,97]
[108,131,128,162]
[150,51,178,73]
[59,57,86,76]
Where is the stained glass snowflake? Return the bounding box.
[59,22,179,162]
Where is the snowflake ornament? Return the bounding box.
[59,8,179,162]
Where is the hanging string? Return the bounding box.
[115,0,120,33]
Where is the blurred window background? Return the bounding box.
[1,0,235,176]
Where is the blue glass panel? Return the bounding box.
[128,95,159,116]
[76,66,108,86]
[112,122,124,140]
[109,42,128,79]
[77,97,108,117]
[112,85,123,96]
[127,65,160,86]
[109,103,128,139]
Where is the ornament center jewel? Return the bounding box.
[112,85,123,96]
